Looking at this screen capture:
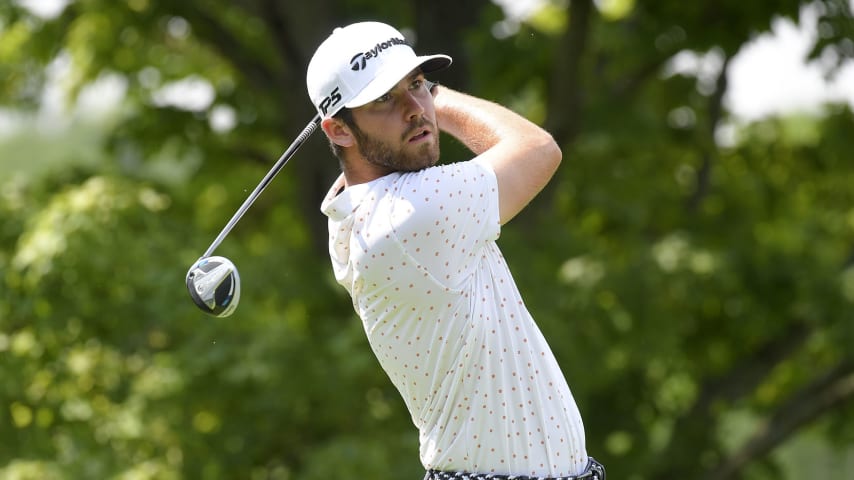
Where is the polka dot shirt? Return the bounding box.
[321,159,587,477]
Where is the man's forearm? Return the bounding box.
[432,85,552,154]
[431,84,562,224]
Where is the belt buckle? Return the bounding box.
[587,457,606,480]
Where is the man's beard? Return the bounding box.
[351,118,440,172]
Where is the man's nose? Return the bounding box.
[402,90,426,120]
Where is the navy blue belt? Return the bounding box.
[424,456,606,480]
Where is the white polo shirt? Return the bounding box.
[321,159,587,477]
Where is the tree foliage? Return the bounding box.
[1,0,853,479]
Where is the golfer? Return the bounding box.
[307,21,605,480]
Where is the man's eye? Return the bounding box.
[411,79,424,90]
[375,93,391,103]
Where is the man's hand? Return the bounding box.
[425,80,439,95]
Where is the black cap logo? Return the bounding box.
[349,37,407,72]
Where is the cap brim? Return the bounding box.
[345,54,452,109]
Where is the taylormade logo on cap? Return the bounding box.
[350,37,407,71]
[306,21,452,119]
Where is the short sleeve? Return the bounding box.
[387,159,500,289]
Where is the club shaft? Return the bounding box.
[201,114,321,259]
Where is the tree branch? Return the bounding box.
[609,49,677,100]
[414,0,483,90]
[705,320,810,407]
[178,3,280,91]
[545,0,593,146]
[259,0,308,76]
[522,0,594,227]
[843,244,854,269]
[704,360,854,480]
[648,319,812,476]
[687,53,731,212]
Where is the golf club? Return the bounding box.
[186,114,321,317]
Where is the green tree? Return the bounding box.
[1,0,852,479]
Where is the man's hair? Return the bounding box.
[329,107,356,159]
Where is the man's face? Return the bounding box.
[348,70,440,172]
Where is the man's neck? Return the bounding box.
[341,155,394,187]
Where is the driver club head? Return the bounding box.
[186,256,241,317]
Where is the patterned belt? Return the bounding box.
[424,456,606,480]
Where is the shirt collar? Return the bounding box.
[321,173,385,221]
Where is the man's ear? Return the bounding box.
[321,117,356,148]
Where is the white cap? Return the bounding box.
[306,22,452,118]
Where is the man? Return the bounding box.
[306,21,605,480]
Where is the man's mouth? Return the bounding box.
[408,129,431,143]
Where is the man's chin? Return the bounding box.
[366,142,440,173]
[411,143,440,168]
[405,154,440,172]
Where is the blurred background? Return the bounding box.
[1,0,853,479]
